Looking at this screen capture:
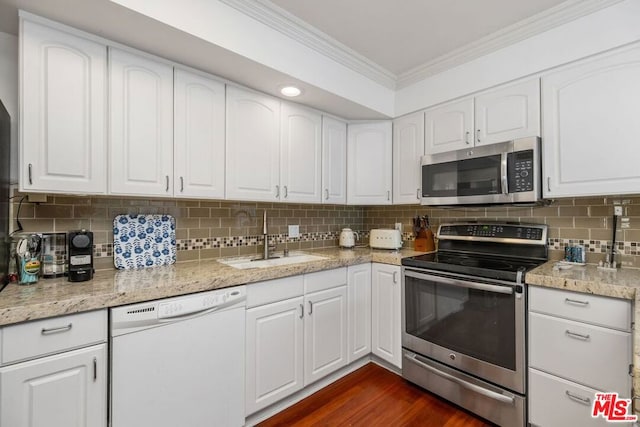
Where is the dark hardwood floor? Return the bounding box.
[258,363,492,427]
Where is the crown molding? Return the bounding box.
[218,0,397,89]
[219,0,625,91]
[396,0,626,88]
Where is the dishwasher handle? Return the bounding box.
[158,293,246,321]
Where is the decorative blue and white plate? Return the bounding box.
[113,214,176,270]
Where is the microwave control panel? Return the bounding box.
[508,150,534,193]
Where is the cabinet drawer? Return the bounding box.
[304,267,347,294]
[1,310,107,365]
[246,275,304,308]
[529,368,629,427]
[529,312,631,393]
[529,286,631,331]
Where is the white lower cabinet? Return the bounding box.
[528,286,632,427]
[0,344,107,427]
[0,310,108,427]
[245,268,349,415]
[371,263,402,369]
[347,263,372,362]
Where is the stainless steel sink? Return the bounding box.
[218,252,327,269]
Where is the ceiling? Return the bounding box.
[268,0,568,77]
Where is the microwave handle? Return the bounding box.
[501,152,508,195]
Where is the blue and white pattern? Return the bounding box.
[113,214,176,269]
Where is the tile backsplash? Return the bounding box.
[9,193,640,270]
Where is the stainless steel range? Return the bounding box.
[401,222,548,427]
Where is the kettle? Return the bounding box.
[339,228,359,248]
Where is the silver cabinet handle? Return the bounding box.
[308,301,313,315]
[41,323,73,335]
[547,177,551,192]
[28,163,33,185]
[180,176,184,192]
[565,330,590,341]
[284,185,288,198]
[275,185,280,198]
[393,271,398,284]
[93,357,97,382]
[416,188,420,200]
[387,190,390,201]
[165,175,169,192]
[565,298,589,306]
[465,131,470,145]
[565,390,591,406]
[476,129,481,143]
[299,303,304,319]
[325,189,329,200]
[405,353,515,405]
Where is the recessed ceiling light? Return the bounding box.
[280,86,302,97]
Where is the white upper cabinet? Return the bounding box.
[226,86,280,202]
[109,48,174,197]
[542,44,640,198]
[474,79,540,147]
[393,112,425,204]
[174,69,225,199]
[347,122,393,205]
[425,79,540,155]
[424,98,473,155]
[321,116,347,204]
[20,20,107,194]
[280,103,322,203]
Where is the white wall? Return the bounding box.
[395,0,640,116]
[0,31,18,183]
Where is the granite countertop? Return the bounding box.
[0,247,425,327]
[526,261,640,300]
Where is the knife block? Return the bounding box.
[414,228,435,252]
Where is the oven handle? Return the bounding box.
[404,270,514,295]
[501,152,509,195]
[404,353,515,405]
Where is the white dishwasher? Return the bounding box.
[110,286,246,427]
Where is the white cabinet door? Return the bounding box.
[371,263,402,369]
[542,44,640,198]
[226,86,280,202]
[304,286,348,385]
[321,116,347,204]
[424,97,473,155]
[245,296,304,415]
[347,121,393,205]
[280,103,322,203]
[393,112,424,204]
[347,263,371,363]
[109,48,174,196]
[20,20,106,194]
[474,79,540,146]
[174,69,225,199]
[0,344,107,427]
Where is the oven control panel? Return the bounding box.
[438,223,546,242]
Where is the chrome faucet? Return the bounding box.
[262,210,276,260]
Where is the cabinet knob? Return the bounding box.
[308,301,313,315]
[165,176,170,192]
[387,190,390,201]
[275,185,280,198]
[284,185,288,198]
[476,129,481,143]
[393,271,398,283]
[416,188,420,200]
[547,177,551,192]
[28,163,33,185]
[180,176,184,193]
[465,131,470,145]
[325,189,329,200]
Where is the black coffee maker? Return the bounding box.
[68,230,93,282]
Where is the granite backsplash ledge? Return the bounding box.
[9,193,640,269]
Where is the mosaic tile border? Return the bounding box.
[92,237,640,258]
[548,238,640,256]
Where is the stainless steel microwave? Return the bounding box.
[421,137,541,206]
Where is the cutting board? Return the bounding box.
[113,214,177,269]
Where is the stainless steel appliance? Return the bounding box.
[68,230,93,282]
[0,100,10,291]
[401,222,548,427]
[421,137,541,206]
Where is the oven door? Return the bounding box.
[402,268,526,394]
